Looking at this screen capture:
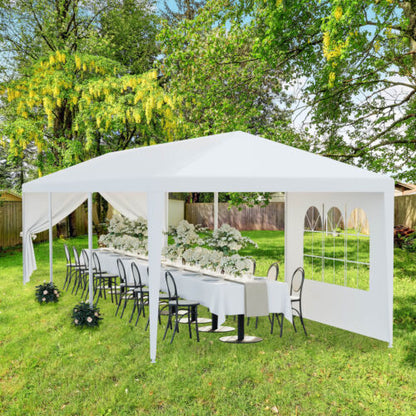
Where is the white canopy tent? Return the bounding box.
[22,131,394,361]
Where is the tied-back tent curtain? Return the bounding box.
[22,192,148,284]
[23,192,88,283]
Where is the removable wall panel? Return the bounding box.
[285,192,393,344]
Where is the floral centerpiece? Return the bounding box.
[163,220,205,265]
[99,214,148,256]
[72,301,102,328]
[35,281,61,304]
[220,254,253,276]
[206,224,257,255]
[168,220,204,251]
[163,221,256,278]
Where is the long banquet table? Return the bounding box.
[95,249,293,341]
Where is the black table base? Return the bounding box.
[219,314,263,344]
[179,316,212,324]
[218,335,262,343]
[198,313,235,333]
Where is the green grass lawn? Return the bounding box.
[0,232,415,415]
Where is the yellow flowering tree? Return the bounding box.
[1,50,179,175]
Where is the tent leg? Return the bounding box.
[214,192,218,230]
[88,193,94,306]
[48,192,53,283]
[148,191,165,363]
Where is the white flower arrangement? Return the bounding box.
[206,224,257,255]
[168,246,252,277]
[162,244,183,262]
[98,214,148,255]
[168,220,204,250]
[220,254,254,276]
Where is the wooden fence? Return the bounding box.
[186,202,371,233]
[395,194,416,228]
[0,201,111,249]
[186,202,285,230]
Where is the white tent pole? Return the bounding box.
[384,187,394,348]
[147,191,165,363]
[88,193,94,306]
[284,192,288,283]
[48,192,53,283]
[163,192,169,247]
[22,192,26,284]
[214,192,219,230]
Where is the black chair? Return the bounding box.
[129,262,150,325]
[163,271,200,344]
[79,249,96,299]
[290,266,307,335]
[267,262,284,335]
[248,257,256,275]
[92,252,119,304]
[267,262,279,281]
[115,259,135,317]
[145,266,176,331]
[71,246,87,295]
[248,261,280,328]
[63,244,77,291]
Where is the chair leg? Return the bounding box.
[163,309,172,340]
[129,299,137,323]
[135,300,144,326]
[194,306,199,342]
[63,266,71,290]
[115,288,124,316]
[298,303,307,336]
[292,316,297,333]
[74,271,83,295]
[171,309,179,344]
[119,293,130,319]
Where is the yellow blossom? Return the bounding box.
[328,72,336,88]
[334,6,342,21]
[75,55,81,70]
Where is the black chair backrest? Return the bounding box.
[64,244,71,263]
[131,262,142,287]
[165,271,178,302]
[267,262,279,281]
[81,249,89,268]
[117,258,127,284]
[291,267,305,297]
[250,258,256,275]
[72,246,82,266]
[92,252,102,275]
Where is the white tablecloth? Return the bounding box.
[95,249,292,326]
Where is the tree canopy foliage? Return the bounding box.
[3,0,416,189]
[243,0,416,180]
[158,0,303,144]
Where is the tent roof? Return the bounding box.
[22,131,393,193]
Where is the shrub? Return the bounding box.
[72,301,102,328]
[35,282,61,304]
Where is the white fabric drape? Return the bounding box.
[23,192,88,284]
[100,192,147,220]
